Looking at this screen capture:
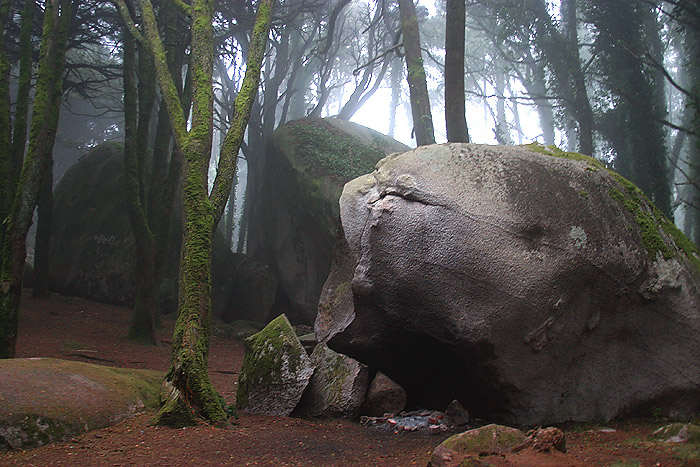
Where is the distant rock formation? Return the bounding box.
[318,142,700,425]
[50,142,274,321]
[248,118,408,325]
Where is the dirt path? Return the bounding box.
[1,294,698,466]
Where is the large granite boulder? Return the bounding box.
[249,118,408,325]
[317,142,700,425]
[50,142,269,320]
[0,358,161,450]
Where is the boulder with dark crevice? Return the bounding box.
[318,142,700,425]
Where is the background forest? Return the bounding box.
[1,0,698,253]
[3,0,700,251]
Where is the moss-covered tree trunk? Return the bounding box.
[0,0,72,358]
[10,0,35,205]
[397,0,435,146]
[116,0,274,425]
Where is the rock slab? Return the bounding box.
[235,314,314,416]
[318,142,700,425]
[0,358,162,450]
[295,343,368,419]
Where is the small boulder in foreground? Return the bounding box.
[428,424,526,467]
[235,314,314,416]
[0,358,162,450]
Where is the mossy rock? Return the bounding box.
[0,358,162,450]
[322,142,700,425]
[235,314,314,416]
[248,118,409,325]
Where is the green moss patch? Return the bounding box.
[283,119,386,182]
[607,173,700,270]
[522,142,605,171]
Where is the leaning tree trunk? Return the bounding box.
[397,0,435,146]
[445,0,470,143]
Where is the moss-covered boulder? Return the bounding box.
[321,142,700,425]
[429,424,526,467]
[295,343,368,419]
[50,142,264,320]
[248,118,409,324]
[0,358,162,450]
[235,314,314,416]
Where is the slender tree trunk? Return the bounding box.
[494,67,511,145]
[397,0,435,146]
[388,60,401,138]
[445,0,470,143]
[10,0,35,197]
[0,0,13,251]
[122,28,158,345]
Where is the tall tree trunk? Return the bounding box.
[493,67,512,145]
[10,0,35,199]
[0,0,72,358]
[0,0,13,252]
[397,0,435,146]
[445,0,470,143]
[531,0,593,155]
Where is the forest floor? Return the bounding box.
[1,293,699,467]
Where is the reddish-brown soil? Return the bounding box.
[1,293,699,466]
